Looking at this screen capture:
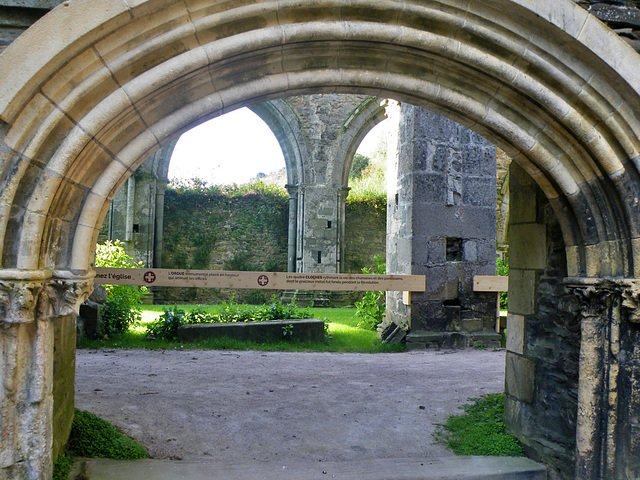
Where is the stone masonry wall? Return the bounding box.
[387,104,497,345]
[154,188,386,304]
[505,162,580,480]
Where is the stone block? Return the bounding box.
[507,314,525,355]
[508,269,537,316]
[509,223,547,270]
[427,237,446,265]
[462,144,496,176]
[177,318,325,343]
[505,352,536,404]
[462,176,496,207]
[413,172,446,204]
[463,239,477,262]
[412,205,496,239]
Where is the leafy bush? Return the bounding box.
[68,409,147,460]
[496,256,508,310]
[95,240,146,336]
[145,296,313,341]
[354,255,386,330]
[434,393,524,457]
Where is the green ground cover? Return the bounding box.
[53,409,147,480]
[434,393,524,457]
[78,305,404,354]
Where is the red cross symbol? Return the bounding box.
[257,275,269,287]
[143,271,156,284]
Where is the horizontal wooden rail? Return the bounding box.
[473,275,509,292]
[94,268,426,292]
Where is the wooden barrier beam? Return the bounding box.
[94,268,426,292]
[473,275,509,292]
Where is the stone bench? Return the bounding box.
[177,318,325,343]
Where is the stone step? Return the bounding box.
[74,456,546,480]
[406,331,503,350]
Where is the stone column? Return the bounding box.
[286,185,298,273]
[153,179,168,268]
[0,270,92,479]
[565,278,621,480]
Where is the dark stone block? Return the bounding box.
[89,285,107,304]
[462,176,496,207]
[414,172,446,204]
[177,318,325,343]
[78,303,101,339]
[462,144,496,176]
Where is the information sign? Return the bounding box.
[94,268,426,292]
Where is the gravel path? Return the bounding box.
[75,348,505,464]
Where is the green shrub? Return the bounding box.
[145,296,313,341]
[69,409,147,460]
[354,255,386,330]
[95,240,146,336]
[496,256,508,310]
[434,393,524,457]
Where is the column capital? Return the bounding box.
[565,276,640,324]
[564,277,621,319]
[0,269,94,323]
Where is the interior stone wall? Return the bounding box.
[505,162,580,480]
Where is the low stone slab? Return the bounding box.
[177,318,325,343]
[77,456,547,480]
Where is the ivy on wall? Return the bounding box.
[160,180,387,304]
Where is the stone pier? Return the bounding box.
[386,104,498,347]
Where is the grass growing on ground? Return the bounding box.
[69,409,148,459]
[52,409,147,479]
[434,393,524,457]
[78,305,404,353]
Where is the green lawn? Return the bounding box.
[78,305,404,354]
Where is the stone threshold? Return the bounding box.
[73,456,547,480]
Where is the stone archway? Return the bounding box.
[2,1,640,478]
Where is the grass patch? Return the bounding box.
[52,409,147,479]
[69,409,148,460]
[434,393,524,457]
[52,453,74,480]
[78,305,404,353]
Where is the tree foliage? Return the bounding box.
[94,240,145,335]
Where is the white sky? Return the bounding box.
[169,107,387,185]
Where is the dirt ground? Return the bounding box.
[75,348,505,465]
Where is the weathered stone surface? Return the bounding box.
[507,269,538,316]
[387,104,497,341]
[509,224,547,270]
[177,318,325,343]
[505,352,536,403]
[3,0,640,478]
[507,314,525,355]
[53,314,75,462]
